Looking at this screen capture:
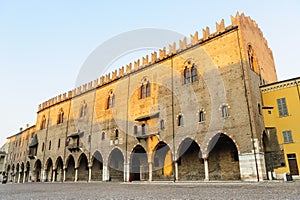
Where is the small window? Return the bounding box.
[277,98,289,117]
[178,115,183,126]
[199,111,205,122]
[183,67,190,84]
[191,64,198,83]
[88,135,91,143]
[283,130,293,143]
[101,132,105,140]
[58,139,61,148]
[115,129,119,139]
[160,120,165,130]
[49,141,51,150]
[141,124,146,135]
[268,110,272,114]
[57,108,64,124]
[42,142,45,152]
[221,105,229,118]
[133,126,138,135]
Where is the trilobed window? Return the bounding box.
[191,64,198,82]
[80,101,87,117]
[221,105,229,118]
[177,114,183,126]
[107,91,115,109]
[199,110,205,122]
[141,81,150,99]
[57,108,64,124]
[184,67,191,84]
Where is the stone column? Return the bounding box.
[174,161,178,181]
[52,168,56,182]
[88,166,92,182]
[41,169,46,182]
[148,162,152,182]
[17,172,21,183]
[124,163,129,182]
[63,168,66,182]
[102,165,109,181]
[22,171,26,183]
[204,158,209,181]
[74,168,78,182]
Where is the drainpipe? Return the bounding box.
[171,57,176,182]
[236,29,260,182]
[125,75,131,182]
[63,97,72,181]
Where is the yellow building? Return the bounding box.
[261,77,300,178]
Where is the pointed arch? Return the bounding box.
[177,138,204,180]
[130,145,148,181]
[91,151,103,181]
[45,158,53,182]
[65,155,75,182]
[34,159,42,182]
[152,142,173,180]
[191,64,198,82]
[54,156,64,182]
[108,148,124,181]
[77,153,89,181]
[207,133,240,180]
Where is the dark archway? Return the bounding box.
[77,153,89,181]
[91,151,103,181]
[152,142,173,181]
[130,145,148,181]
[20,162,25,183]
[11,164,15,182]
[108,148,124,181]
[25,161,30,182]
[65,155,75,182]
[55,157,64,182]
[208,133,240,180]
[6,165,11,182]
[15,163,20,183]
[177,138,204,180]
[45,158,53,182]
[34,160,42,182]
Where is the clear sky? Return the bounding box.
[0,0,299,146]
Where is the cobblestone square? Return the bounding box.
[1,181,300,200]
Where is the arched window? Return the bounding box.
[141,81,151,99]
[101,132,105,140]
[199,110,205,122]
[58,139,61,148]
[133,125,138,135]
[80,101,87,117]
[141,124,146,135]
[115,129,119,139]
[40,115,46,130]
[48,141,51,150]
[107,92,115,109]
[248,44,259,73]
[57,108,64,124]
[42,142,45,152]
[221,105,229,118]
[184,67,190,84]
[191,65,198,82]
[160,120,165,130]
[178,114,183,126]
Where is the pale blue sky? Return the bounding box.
[0,1,299,145]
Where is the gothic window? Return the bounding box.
[184,67,191,84]
[40,115,46,130]
[191,64,198,82]
[101,132,105,140]
[57,108,64,124]
[107,91,115,109]
[115,129,119,139]
[141,81,150,99]
[133,125,138,135]
[199,110,205,122]
[221,105,229,118]
[177,114,183,126]
[80,101,87,118]
[160,120,165,130]
[248,44,259,73]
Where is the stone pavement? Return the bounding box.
[0,181,299,199]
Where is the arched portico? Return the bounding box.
[177,138,204,180]
[65,155,75,182]
[25,161,30,182]
[34,160,42,182]
[91,151,103,181]
[130,145,148,181]
[45,158,53,182]
[152,142,173,181]
[55,157,64,182]
[207,133,240,180]
[77,153,89,181]
[108,148,124,181]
